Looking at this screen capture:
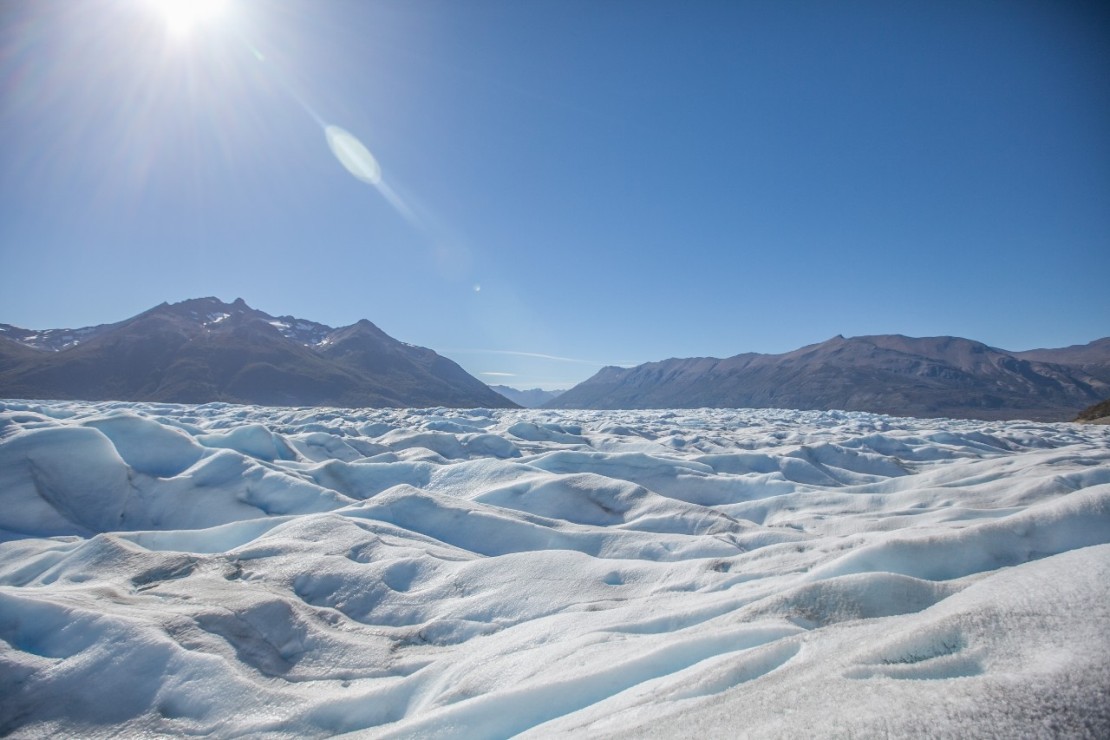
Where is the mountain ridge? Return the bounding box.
[545,334,1110,421]
[0,298,517,409]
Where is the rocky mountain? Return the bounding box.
[488,385,565,408]
[1075,398,1110,424]
[0,298,517,408]
[545,334,1110,421]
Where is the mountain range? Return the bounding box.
[545,334,1110,421]
[488,385,565,408]
[0,298,516,408]
[3,299,1107,420]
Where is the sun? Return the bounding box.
[148,0,230,37]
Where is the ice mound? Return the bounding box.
[1,400,1108,737]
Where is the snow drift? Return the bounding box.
[1,400,1108,737]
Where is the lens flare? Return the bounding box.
[325,125,382,185]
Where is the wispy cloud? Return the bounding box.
[506,381,575,390]
[448,349,639,366]
[481,371,516,377]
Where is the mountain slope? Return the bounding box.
[0,298,516,408]
[546,335,1110,421]
[1076,398,1110,423]
[1014,338,1110,383]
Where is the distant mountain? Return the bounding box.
[0,298,517,409]
[545,334,1110,421]
[489,385,565,408]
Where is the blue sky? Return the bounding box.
[2,0,1108,390]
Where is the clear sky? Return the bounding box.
[2,0,1108,390]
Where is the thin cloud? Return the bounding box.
[481,372,516,377]
[504,381,575,389]
[448,349,640,366]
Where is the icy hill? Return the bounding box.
[1,400,1108,736]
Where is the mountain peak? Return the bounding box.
[0,299,518,409]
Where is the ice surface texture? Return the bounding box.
[1,401,1108,738]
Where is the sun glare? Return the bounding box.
[150,0,229,37]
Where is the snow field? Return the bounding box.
[0,400,1108,737]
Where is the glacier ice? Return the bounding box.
[0,400,1108,737]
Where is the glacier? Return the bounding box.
[1,400,1108,737]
